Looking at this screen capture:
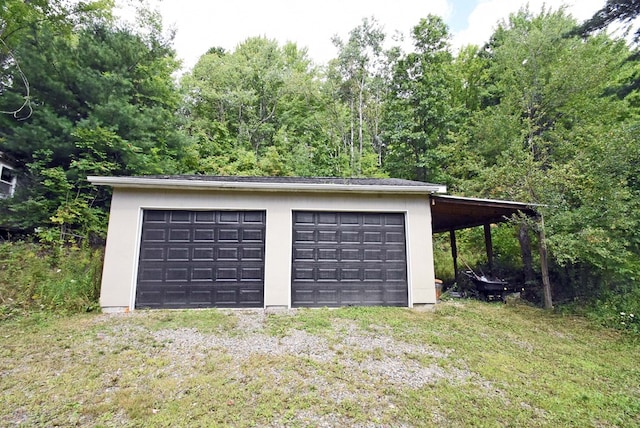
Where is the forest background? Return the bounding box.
[1,0,639,331]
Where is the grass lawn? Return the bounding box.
[1,300,638,427]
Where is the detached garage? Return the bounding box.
[89,176,446,312]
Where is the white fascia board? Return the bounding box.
[432,194,542,208]
[87,176,447,195]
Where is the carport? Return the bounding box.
[430,194,552,308]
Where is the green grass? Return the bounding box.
[1,302,638,427]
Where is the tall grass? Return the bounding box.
[0,242,103,319]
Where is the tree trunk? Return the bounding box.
[358,76,365,175]
[538,215,553,309]
[518,222,534,285]
[484,224,494,275]
[450,229,458,284]
[350,97,355,171]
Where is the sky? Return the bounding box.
[115,0,606,72]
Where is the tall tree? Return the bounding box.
[574,0,640,42]
[329,17,389,175]
[0,0,111,120]
[573,0,640,96]
[381,15,457,183]
[182,37,367,177]
[0,7,187,239]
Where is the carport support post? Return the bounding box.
[449,229,458,283]
[484,224,494,275]
[537,215,553,309]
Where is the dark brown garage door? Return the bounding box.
[136,210,265,309]
[291,211,408,307]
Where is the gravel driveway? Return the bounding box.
[91,308,480,427]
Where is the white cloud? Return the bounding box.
[115,0,604,71]
[117,0,450,70]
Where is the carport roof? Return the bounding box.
[430,194,539,233]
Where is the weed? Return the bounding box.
[0,242,102,318]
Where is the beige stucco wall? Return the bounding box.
[99,187,437,312]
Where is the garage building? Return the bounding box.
[89,175,448,312]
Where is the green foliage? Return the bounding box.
[574,0,640,43]
[559,283,640,335]
[0,6,187,239]
[443,7,640,306]
[381,15,458,183]
[181,35,379,178]
[0,242,103,319]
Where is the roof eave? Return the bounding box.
[430,194,542,210]
[87,176,448,195]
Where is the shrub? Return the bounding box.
[558,283,640,335]
[0,242,103,319]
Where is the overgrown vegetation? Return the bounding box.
[0,242,102,319]
[0,304,637,427]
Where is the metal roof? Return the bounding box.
[430,194,539,233]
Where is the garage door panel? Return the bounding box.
[166,267,189,281]
[192,267,214,281]
[190,289,213,304]
[363,214,382,225]
[241,247,263,260]
[167,247,189,261]
[242,230,264,242]
[295,230,315,242]
[364,268,383,281]
[295,212,315,224]
[386,249,406,262]
[292,211,408,307]
[145,211,167,223]
[316,289,339,305]
[243,211,265,223]
[164,289,188,305]
[219,211,240,223]
[317,230,336,243]
[291,288,315,304]
[142,247,164,261]
[143,228,166,242]
[364,231,382,243]
[385,231,405,242]
[216,247,238,261]
[193,248,214,261]
[136,210,265,309]
[340,231,360,242]
[293,268,314,281]
[139,267,163,282]
[363,249,382,261]
[193,229,215,241]
[218,229,239,242]
[193,211,215,223]
[387,269,407,281]
[341,248,361,261]
[318,248,338,261]
[168,229,190,242]
[170,211,190,222]
[318,268,339,281]
[239,289,263,304]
